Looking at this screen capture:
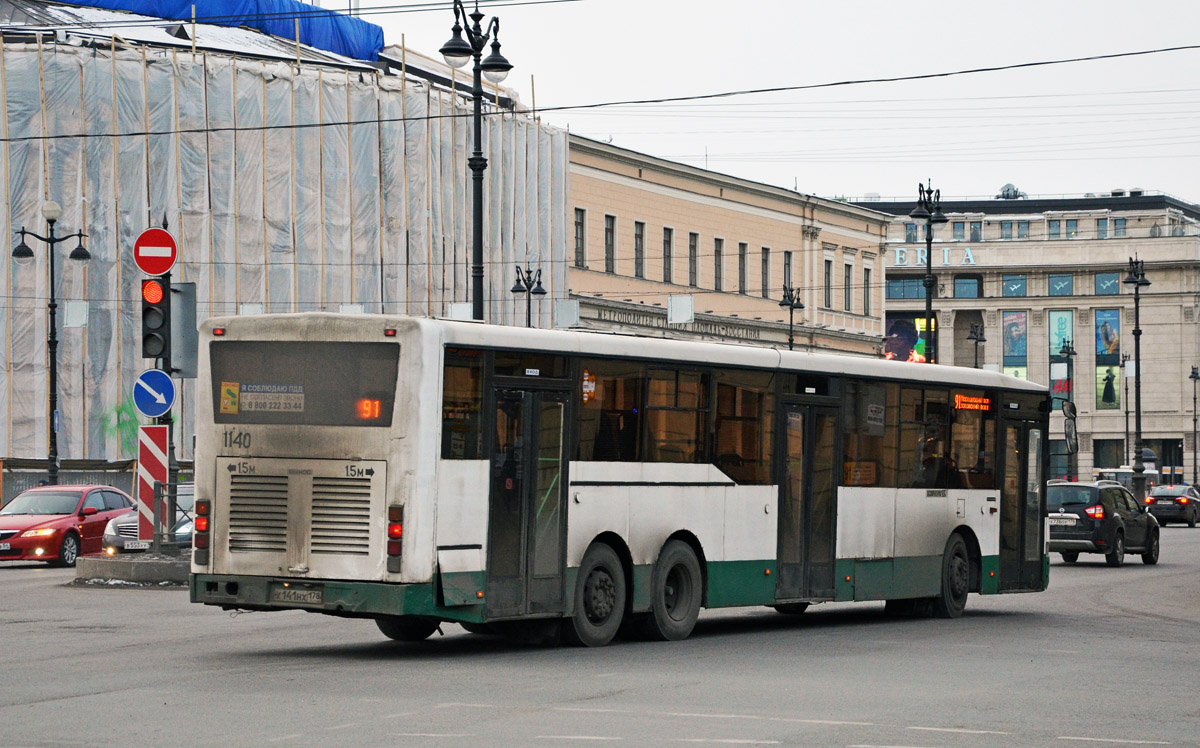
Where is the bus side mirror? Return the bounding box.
[1062,401,1079,455]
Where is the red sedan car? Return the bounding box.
[0,485,135,567]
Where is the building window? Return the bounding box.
[844,265,853,312]
[714,239,724,291]
[633,221,645,279]
[1066,219,1078,239]
[783,250,792,289]
[824,259,832,307]
[953,222,964,240]
[573,208,586,269]
[886,276,925,300]
[688,232,699,287]
[954,275,982,299]
[1095,271,1120,295]
[969,221,982,241]
[1114,218,1127,237]
[1002,274,1027,297]
[1017,221,1029,239]
[604,215,615,273]
[1049,220,1061,239]
[1049,273,1073,296]
[1001,221,1013,240]
[761,247,770,299]
[1096,218,1108,240]
[738,242,747,294]
[863,268,872,315]
[905,223,918,243]
[663,227,673,283]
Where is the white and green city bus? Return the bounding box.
[190,314,1057,646]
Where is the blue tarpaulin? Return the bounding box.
[63,0,384,61]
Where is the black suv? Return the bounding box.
[1047,481,1159,567]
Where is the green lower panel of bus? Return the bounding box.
[833,554,1003,601]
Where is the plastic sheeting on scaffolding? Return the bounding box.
[0,41,568,463]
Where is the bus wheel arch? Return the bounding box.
[564,537,629,647]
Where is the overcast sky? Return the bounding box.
[362,0,1200,204]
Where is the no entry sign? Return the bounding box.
[133,227,178,276]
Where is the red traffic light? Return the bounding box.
[142,279,164,304]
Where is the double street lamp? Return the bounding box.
[908,182,947,364]
[1124,257,1150,498]
[11,201,91,485]
[779,284,804,351]
[967,323,986,369]
[440,0,513,322]
[510,265,546,327]
[1190,366,1199,485]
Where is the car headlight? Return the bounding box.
[20,528,58,538]
[104,518,118,535]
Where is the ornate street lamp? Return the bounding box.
[1190,366,1199,485]
[1122,352,1131,465]
[909,181,947,363]
[441,0,513,321]
[779,284,804,351]
[510,265,546,327]
[967,323,986,369]
[1124,257,1150,498]
[12,201,91,485]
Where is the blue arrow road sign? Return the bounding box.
[133,369,176,419]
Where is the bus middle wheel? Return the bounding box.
[564,543,626,647]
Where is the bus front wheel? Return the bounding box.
[564,543,626,647]
[932,534,970,619]
[376,616,439,642]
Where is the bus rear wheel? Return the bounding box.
[641,540,702,641]
[564,543,626,647]
[376,616,439,642]
[932,533,970,619]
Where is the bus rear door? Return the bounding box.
[775,401,840,601]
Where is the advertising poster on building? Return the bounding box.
[1002,311,1027,367]
[1049,310,1074,354]
[884,314,936,363]
[1048,310,1074,402]
[1003,366,1028,380]
[1096,366,1121,410]
[1095,308,1121,410]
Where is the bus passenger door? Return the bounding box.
[999,420,1046,591]
[486,388,569,620]
[776,403,839,602]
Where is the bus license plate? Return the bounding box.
[270,584,324,606]
[1048,518,1076,526]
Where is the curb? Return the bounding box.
[76,553,190,585]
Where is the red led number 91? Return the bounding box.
[357,399,382,420]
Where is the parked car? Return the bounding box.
[0,485,135,567]
[1145,485,1200,527]
[1047,481,1159,567]
[102,483,194,554]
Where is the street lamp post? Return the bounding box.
[1059,338,1077,480]
[510,265,546,327]
[779,284,804,351]
[1190,366,1199,484]
[11,201,91,485]
[1124,257,1150,499]
[967,323,987,369]
[440,0,513,322]
[1122,352,1131,465]
[909,182,947,364]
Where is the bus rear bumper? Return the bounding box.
[190,573,485,623]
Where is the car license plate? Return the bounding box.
[1049,518,1076,526]
[0,542,9,550]
[1157,500,1174,505]
[124,540,151,550]
[270,584,323,606]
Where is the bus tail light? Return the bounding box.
[1084,504,1104,520]
[387,505,403,573]
[194,499,211,564]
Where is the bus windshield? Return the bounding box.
[210,341,399,427]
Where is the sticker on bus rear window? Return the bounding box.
[220,382,240,414]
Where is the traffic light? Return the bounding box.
[141,276,171,361]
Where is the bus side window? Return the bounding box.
[442,349,485,459]
[950,389,997,489]
[713,369,773,484]
[841,380,896,487]
[577,360,644,462]
[646,369,709,463]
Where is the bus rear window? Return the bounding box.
[210,341,399,426]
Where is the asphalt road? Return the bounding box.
[3,527,1198,748]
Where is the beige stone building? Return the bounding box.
[565,136,890,355]
[856,190,1200,483]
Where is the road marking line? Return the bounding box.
[772,718,878,726]
[670,740,780,745]
[848,744,938,748]
[555,708,628,714]
[325,724,355,731]
[1058,739,1170,745]
[436,702,495,709]
[537,736,621,741]
[663,712,753,720]
[396,733,472,738]
[383,712,415,719]
[266,735,303,743]
[908,726,1011,735]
